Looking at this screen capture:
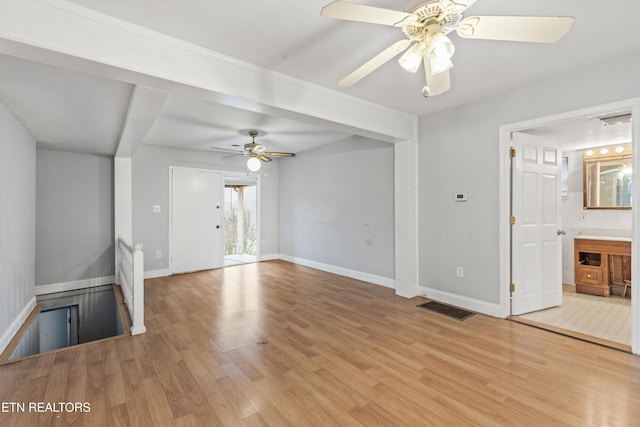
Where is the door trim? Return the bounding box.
[498,98,640,354]
[169,166,261,274]
[223,175,261,265]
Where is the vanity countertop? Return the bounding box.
[574,235,632,242]
[574,229,632,242]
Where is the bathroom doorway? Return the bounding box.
[507,109,634,351]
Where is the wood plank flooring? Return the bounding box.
[1,260,639,426]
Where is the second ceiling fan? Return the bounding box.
[229,130,295,172]
[320,0,574,96]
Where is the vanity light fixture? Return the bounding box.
[585,150,594,157]
[600,148,609,155]
[615,146,625,154]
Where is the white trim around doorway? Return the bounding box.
[168,166,262,275]
[498,98,640,355]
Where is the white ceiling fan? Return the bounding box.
[321,0,574,97]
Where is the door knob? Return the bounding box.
[216,225,220,229]
[557,230,566,236]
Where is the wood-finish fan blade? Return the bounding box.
[456,16,574,43]
[246,143,266,153]
[321,1,413,27]
[263,152,296,157]
[257,154,272,162]
[423,60,451,97]
[338,39,412,87]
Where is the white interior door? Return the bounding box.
[171,168,223,273]
[511,133,563,315]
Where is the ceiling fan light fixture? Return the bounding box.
[427,32,454,74]
[398,42,424,73]
[247,156,261,172]
[429,54,453,74]
[428,32,455,59]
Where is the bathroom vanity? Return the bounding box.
[574,235,631,297]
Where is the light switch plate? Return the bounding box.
[152,205,161,213]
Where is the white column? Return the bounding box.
[394,140,419,298]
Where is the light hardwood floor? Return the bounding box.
[1,260,640,426]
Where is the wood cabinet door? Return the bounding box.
[610,254,632,285]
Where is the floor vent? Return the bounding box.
[418,301,475,320]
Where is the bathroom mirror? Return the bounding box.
[583,144,632,209]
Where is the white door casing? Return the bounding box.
[170,168,223,274]
[511,132,562,315]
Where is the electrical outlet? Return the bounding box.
[456,266,464,278]
[152,205,161,213]
[155,250,162,258]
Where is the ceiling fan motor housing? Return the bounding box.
[401,1,463,41]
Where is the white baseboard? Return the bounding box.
[421,286,503,318]
[35,275,115,296]
[259,253,280,261]
[0,296,36,355]
[279,254,395,289]
[144,269,170,279]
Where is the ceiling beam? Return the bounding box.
[0,0,417,144]
[116,86,169,158]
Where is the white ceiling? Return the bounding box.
[146,94,353,153]
[63,0,640,116]
[0,53,353,156]
[2,1,640,157]
[0,54,133,156]
[521,112,632,152]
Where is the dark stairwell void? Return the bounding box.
[3,285,125,363]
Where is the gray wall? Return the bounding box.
[279,136,394,279]
[0,101,36,347]
[132,144,279,272]
[419,52,640,306]
[36,149,114,286]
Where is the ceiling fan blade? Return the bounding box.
[263,152,296,157]
[338,39,412,87]
[222,153,244,159]
[423,60,451,97]
[456,16,574,43]
[439,0,477,15]
[321,1,413,27]
[245,142,266,153]
[210,147,244,154]
[258,154,272,162]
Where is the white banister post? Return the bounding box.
[115,234,123,285]
[131,243,146,335]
